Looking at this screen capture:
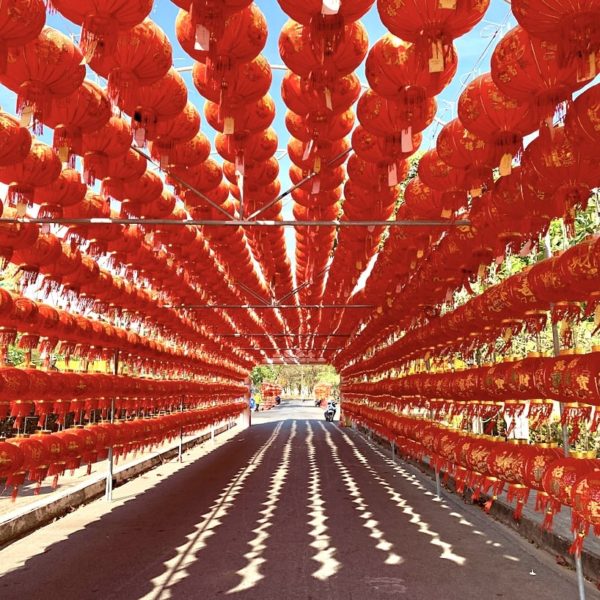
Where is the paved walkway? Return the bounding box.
[0,402,594,599]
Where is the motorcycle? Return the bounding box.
[324,402,336,422]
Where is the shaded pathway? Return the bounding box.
[0,402,592,599]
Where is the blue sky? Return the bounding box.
[0,0,516,264]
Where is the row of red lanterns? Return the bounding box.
[343,233,599,377]
[344,399,600,555]
[0,400,245,498]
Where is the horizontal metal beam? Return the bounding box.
[0,217,470,227]
[218,333,351,337]
[169,304,374,309]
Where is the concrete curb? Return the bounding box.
[354,424,600,581]
[0,422,236,548]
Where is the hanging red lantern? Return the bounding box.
[491,26,593,129]
[216,128,277,164]
[512,0,600,67]
[88,19,172,105]
[204,95,275,136]
[542,453,599,531]
[34,168,86,218]
[0,0,45,72]
[277,0,373,25]
[119,68,188,144]
[51,0,152,57]
[352,125,421,164]
[175,4,264,63]
[564,84,600,160]
[0,141,61,207]
[5,435,45,498]
[44,80,111,164]
[279,19,368,85]
[148,101,200,147]
[281,70,361,116]
[418,149,468,213]
[286,109,355,143]
[436,118,499,193]
[378,0,489,66]
[521,126,597,221]
[193,54,271,111]
[366,35,457,100]
[81,116,132,184]
[151,133,211,169]
[458,73,538,175]
[0,111,31,166]
[0,27,85,130]
[357,89,437,139]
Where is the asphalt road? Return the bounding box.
[0,402,592,599]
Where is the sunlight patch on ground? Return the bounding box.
[319,423,403,566]
[144,423,284,600]
[345,432,466,566]
[306,421,341,580]
[227,422,297,594]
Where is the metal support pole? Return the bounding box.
[544,235,585,600]
[435,470,442,500]
[178,398,184,463]
[105,350,119,502]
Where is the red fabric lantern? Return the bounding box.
[279,19,368,85]
[51,0,152,57]
[0,141,61,206]
[378,0,489,65]
[366,35,457,99]
[512,0,600,65]
[357,89,437,138]
[0,27,85,129]
[565,84,600,160]
[436,118,499,192]
[175,4,265,64]
[491,26,593,127]
[0,111,31,166]
[88,19,172,105]
[458,73,538,175]
[0,0,45,72]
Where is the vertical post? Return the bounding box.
[105,350,119,502]
[435,470,442,500]
[544,234,585,600]
[391,439,396,463]
[178,397,183,463]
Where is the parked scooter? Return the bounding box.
[324,401,337,422]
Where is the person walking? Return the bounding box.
[254,392,262,412]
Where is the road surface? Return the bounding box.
[0,402,592,599]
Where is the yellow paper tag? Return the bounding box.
[20,106,33,128]
[58,146,70,164]
[499,153,513,176]
[438,0,457,8]
[503,328,513,342]
[223,116,235,135]
[441,208,452,218]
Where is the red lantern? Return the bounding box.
[357,89,437,138]
[279,19,368,85]
[175,4,265,64]
[88,19,172,105]
[564,84,600,160]
[0,0,45,72]
[512,0,600,66]
[0,141,61,207]
[119,68,188,144]
[378,0,489,66]
[0,111,31,166]
[0,27,85,129]
[436,118,498,193]
[491,26,593,127]
[366,35,457,100]
[458,73,538,175]
[51,0,152,57]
